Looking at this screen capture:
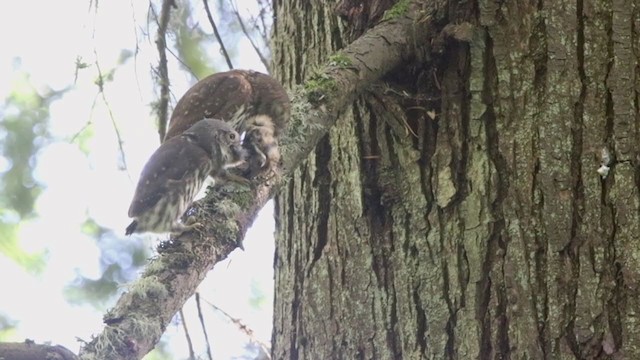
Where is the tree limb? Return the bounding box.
[204,297,271,358]
[203,0,234,70]
[154,0,174,142]
[79,3,435,359]
[229,0,269,71]
[194,293,213,360]
[178,308,196,359]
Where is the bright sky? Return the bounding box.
[0,1,274,358]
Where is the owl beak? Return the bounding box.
[223,143,249,170]
[223,160,246,169]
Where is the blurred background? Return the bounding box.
[0,0,275,358]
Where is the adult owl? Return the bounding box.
[164,69,290,176]
[126,118,246,235]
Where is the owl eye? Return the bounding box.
[228,132,237,141]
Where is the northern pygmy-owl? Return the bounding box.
[164,70,290,176]
[126,118,246,235]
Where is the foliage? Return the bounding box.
[0,66,59,271]
[171,3,216,79]
[65,219,149,308]
[0,315,17,341]
[382,0,410,21]
[327,53,352,68]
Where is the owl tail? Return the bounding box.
[125,220,138,235]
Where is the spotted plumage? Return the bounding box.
[126,118,246,235]
[164,69,290,176]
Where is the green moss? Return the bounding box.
[382,0,410,21]
[304,71,337,103]
[233,188,254,209]
[328,53,352,68]
[304,72,336,93]
[144,257,165,273]
[131,276,168,299]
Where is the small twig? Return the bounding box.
[229,0,269,70]
[146,2,154,34]
[129,0,144,102]
[179,308,196,360]
[93,50,130,176]
[74,92,101,147]
[154,0,175,143]
[195,292,213,360]
[255,0,271,44]
[203,298,271,358]
[69,119,93,143]
[203,0,234,70]
[86,0,129,174]
[165,46,199,80]
[150,4,199,79]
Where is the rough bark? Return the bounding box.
[272,0,640,359]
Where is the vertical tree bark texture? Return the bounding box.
[271,0,640,359]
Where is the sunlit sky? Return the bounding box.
[0,1,275,358]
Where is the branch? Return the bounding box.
[178,308,195,359]
[154,0,174,142]
[203,0,234,70]
[229,0,269,71]
[204,298,271,358]
[254,0,271,45]
[79,3,434,359]
[0,341,78,360]
[195,293,213,360]
[94,58,130,174]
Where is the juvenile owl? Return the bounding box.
[125,118,246,235]
[164,69,290,176]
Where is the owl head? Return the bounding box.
[182,118,247,169]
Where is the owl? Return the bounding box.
[164,69,290,176]
[125,118,246,235]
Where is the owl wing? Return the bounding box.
[128,138,208,217]
[245,71,291,135]
[164,70,253,140]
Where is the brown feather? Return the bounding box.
[164,70,291,176]
[126,119,246,235]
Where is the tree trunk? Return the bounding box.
[271,0,640,359]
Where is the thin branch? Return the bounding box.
[255,0,271,44]
[229,0,269,70]
[204,298,271,359]
[69,119,93,144]
[154,0,174,143]
[93,51,130,176]
[203,0,234,70]
[165,46,199,80]
[129,0,145,102]
[79,2,435,359]
[148,4,199,80]
[179,308,196,360]
[87,0,129,176]
[195,293,213,360]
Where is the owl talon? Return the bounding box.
[183,214,200,227]
[253,146,268,168]
[219,169,251,186]
[171,219,204,237]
